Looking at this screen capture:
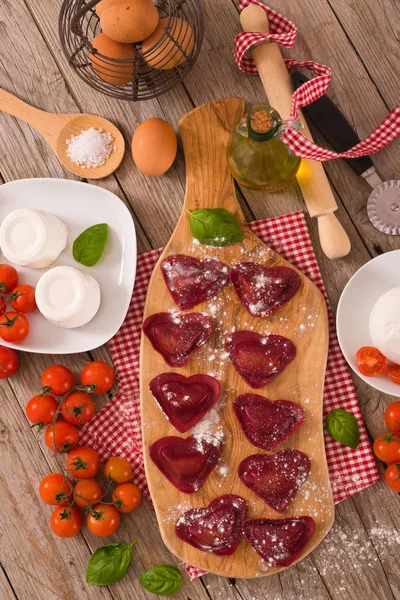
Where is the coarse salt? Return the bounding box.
[66,127,116,169]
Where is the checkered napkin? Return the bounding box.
[80,211,379,579]
[234,0,400,160]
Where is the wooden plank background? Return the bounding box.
[0,0,399,598]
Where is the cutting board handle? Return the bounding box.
[178,98,246,220]
[240,5,351,260]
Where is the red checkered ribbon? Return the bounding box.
[80,211,379,580]
[234,0,400,160]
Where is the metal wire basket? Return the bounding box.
[59,0,204,101]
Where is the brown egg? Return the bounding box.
[90,33,136,86]
[132,118,177,176]
[142,17,194,70]
[95,0,113,17]
[101,0,159,44]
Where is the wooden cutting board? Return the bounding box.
[140,98,334,578]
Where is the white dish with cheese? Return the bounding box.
[0,178,136,354]
[337,250,400,397]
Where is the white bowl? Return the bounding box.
[0,179,136,354]
[336,250,400,397]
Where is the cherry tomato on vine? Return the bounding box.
[373,432,400,464]
[112,483,141,513]
[385,463,400,492]
[387,365,400,386]
[45,421,79,453]
[385,401,400,432]
[51,506,82,538]
[81,361,115,395]
[0,345,18,379]
[356,346,388,377]
[104,456,132,484]
[10,284,37,313]
[61,392,95,425]
[41,365,74,396]
[0,264,18,293]
[39,473,73,506]
[74,479,103,508]
[66,447,101,479]
[0,312,30,343]
[87,504,120,537]
[26,394,59,426]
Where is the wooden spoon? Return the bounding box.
[140,98,334,578]
[0,88,125,179]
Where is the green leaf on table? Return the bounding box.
[86,540,136,586]
[326,409,360,449]
[188,208,244,247]
[139,564,183,596]
[73,223,108,267]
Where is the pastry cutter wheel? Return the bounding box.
[292,72,400,235]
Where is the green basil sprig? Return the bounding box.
[73,223,108,267]
[139,564,183,596]
[188,208,244,247]
[86,540,136,586]
[326,409,360,449]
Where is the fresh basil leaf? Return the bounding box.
[326,409,360,449]
[188,208,244,247]
[86,540,135,586]
[139,564,183,596]
[73,223,108,267]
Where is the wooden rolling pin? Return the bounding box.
[241,5,351,260]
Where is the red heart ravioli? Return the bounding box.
[175,495,247,555]
[161,254,229,310]
[225,331,296,388]
[244,516,315,567]
[238,450,311,512]
[233,394,305,451]
[143,312,214,367]
[149,373,221,433]
[230,262,301,318]
[149,434,223,494]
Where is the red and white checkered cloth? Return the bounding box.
[234,0,400,160]
[80,211,379,579]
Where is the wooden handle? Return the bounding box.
[240,5,351,258]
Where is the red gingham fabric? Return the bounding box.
[80,211,379,580]
[234,1,400,160]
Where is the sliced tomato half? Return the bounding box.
[356,346,388,377]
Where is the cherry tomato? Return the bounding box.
[0,312,30,343]
[356,346,388,377]
[41,365,74,396]
[9,284,37,313]
[384,401,400,432]
[385,463,400,492]
[112,483,141,513]
[66,447,101,479]
[61,392,95,425]
[373,432,400,463]
[0,345,18,379]
[51,505,82,538]
[81,361,115,395]
[39,473,73,506]
[74,479,103,509]
[26,394,59,426]
[0,296,6,315]
[0,264,18,293]
[387,364,400,386]
[45,421,79,454]
[104,456,132,484]
[87,504,120,537]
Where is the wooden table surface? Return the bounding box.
[0,1,399,598]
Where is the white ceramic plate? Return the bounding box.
[337,250,400,397]
[0,179,136,354]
